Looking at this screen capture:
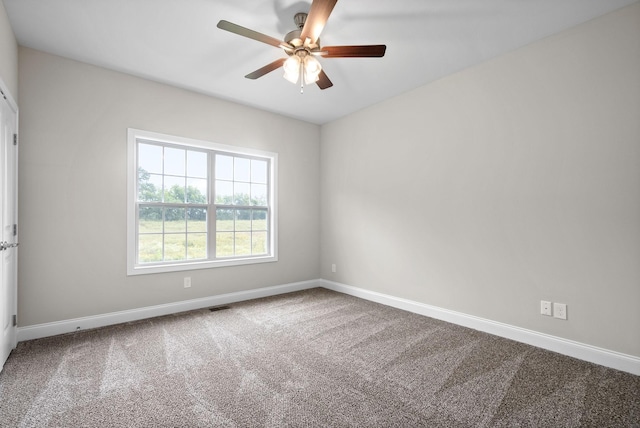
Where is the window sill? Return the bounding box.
[127,255,278,276]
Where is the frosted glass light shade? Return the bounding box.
[283,56,301,84]
[303,56,321,84]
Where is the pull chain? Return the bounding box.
[299,61,304,94]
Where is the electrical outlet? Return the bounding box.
[553,303,567,320]
[184,277,192,288]
[331,264,336,273]
[540,300,552,316]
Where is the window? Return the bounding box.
[127,129,277,275]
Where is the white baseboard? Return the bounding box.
[320,279,640,376]
[17,279,320,342]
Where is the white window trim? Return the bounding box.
[127,128,278,275]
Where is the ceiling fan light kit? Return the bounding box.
[283,54,322,88]
[217,0,386,93]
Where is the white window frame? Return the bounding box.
[127,128,278,275]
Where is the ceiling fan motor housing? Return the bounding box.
[285,13,320,53]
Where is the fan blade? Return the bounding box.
[321,45,387,58]
[316,70,333,90]
[217,20,288,49]
[245,58,287,79]
[300,0,338,45]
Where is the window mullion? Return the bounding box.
[161,205,166,262]
[139,202,207,208]
[209,151,216,261]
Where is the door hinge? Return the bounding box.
[13,224,17,236]
[12,315,17,327]
[13,134,17,145]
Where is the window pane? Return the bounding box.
[139,206,163,233]
[187,151,207,178]
[138,143,163,174]
[216,232,234,257]
[252,209,267,231]
[187,178,207,203]
[187,208,207,232]
[234,182,250,205]
[234,157,250,182]
[164,176,185,203]
[164,234,186,261]
[252,231,268,254]
[187,233,207,260]
[138,172,162,202]
[235,232,251,256]
[165,147,186,176]
[165,208,186,232]
[215,180,233,205]
[216,208,234,231]
[251,184,267,206]
[235,209,251,231]
[139,234,163,263]
[251,159,267,184]
[215,155,233,180]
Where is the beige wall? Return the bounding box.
[321,4,640,356]
[0,0,18,98]
[17,47,321,326]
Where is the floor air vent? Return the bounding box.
[209,305,231,312]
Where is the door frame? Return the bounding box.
[0,75,18,372]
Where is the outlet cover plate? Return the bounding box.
[553,302,567,320]
[540,300,552,316]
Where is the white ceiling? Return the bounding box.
[3,0,637,124]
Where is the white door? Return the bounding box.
[0,87,18,372]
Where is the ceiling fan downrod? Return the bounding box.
[294,12,307,29]
[299,60,305,94]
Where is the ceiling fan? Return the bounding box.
[217,0,386,93]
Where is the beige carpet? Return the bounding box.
[1,288,638,427]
